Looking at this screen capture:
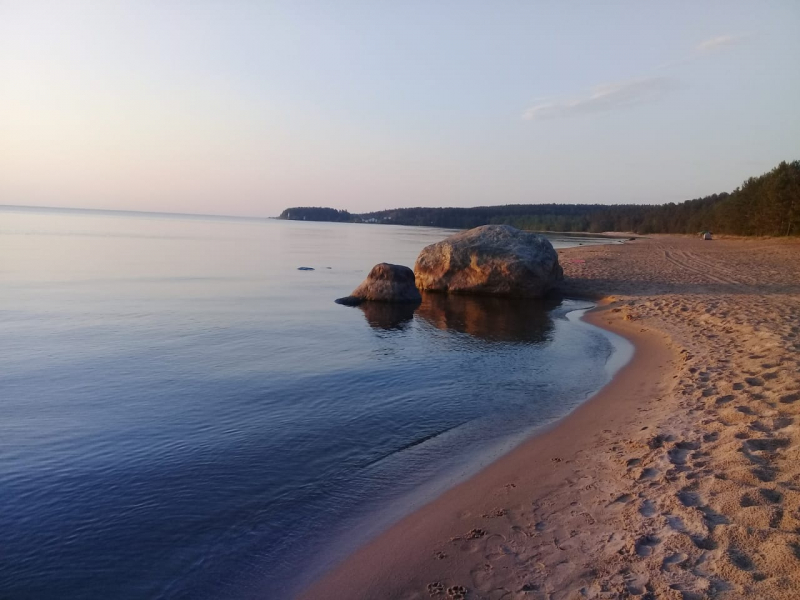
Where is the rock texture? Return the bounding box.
[414,224,562,297]
[335,263,421,306]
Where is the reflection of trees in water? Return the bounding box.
[358,301,418,330]
[415,292,559,343]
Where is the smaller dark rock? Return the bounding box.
[335,296,362,306]
[336,263,421,305]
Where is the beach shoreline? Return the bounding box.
[297,235,800,600]
[297,298,674,600]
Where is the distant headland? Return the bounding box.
[279,160,799,237]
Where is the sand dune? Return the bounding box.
[300,235,800,600]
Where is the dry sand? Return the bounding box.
[299,235,800,600]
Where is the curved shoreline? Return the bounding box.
[296,298,677,599]
[299,234,800,599]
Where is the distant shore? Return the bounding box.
[299,235,800,599]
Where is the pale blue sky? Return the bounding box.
[1,1,798,216]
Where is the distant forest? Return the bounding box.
[278,160,800,236]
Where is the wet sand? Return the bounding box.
[299,235,800,600]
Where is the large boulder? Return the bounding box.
[335,263,422,306]
[414,225,562,298]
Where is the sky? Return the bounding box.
[1,1,798,217]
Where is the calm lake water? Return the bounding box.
[0,207,630,600]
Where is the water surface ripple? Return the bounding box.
[0,209,626,599]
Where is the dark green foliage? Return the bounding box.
[278,207,353,222]
[280,161,800,236]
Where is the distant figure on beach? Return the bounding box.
[701,231,713,240]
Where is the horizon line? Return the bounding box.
[0,203,277,221]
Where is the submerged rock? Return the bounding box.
[414,224,562,298]
[297,267,315,271]
[335,263,422,306]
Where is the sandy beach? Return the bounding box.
[299,235,800,600]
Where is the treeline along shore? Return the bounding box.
[279,160,799,237]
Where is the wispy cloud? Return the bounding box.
[654,33,750,70]
[522,77,675,121]
[696,34,746,52]
[523,34,747,121]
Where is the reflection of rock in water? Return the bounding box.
[416,292,559,343]
[358,302,418,330]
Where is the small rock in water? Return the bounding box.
[297,267,315,271]
[334,296,362,306]
[335,263,421,305]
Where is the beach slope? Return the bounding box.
[300,235,800,600]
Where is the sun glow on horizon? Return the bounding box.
[2,2,798,216]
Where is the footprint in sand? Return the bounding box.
[745,437,790,452]
[639,499,657,517]
[779,392,799,404]
[465,528,487,540]
[758,488,782,504]
[469,561,495,590]
[752,465,777,483]
[790,543,800,561]
[482,533,511,561]
[634,534,660,557]
[446,585,468,599]
[647,434,674,449]
[691,535,718,550]
[668,440,699,465]
[639,467,659,481]
[699,505,729,529]
[769,507,784,529]
[624,571,650,596]
[669,582,709,599]
[677,487,702,508]
[427,581,444,596]
[608,493,634,508]
[665,514,687,532]
[728,547,755,571]
[662,552,687,571]
[740,493,758,508]
[750,420,773,433]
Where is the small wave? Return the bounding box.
[360,422,467,469]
